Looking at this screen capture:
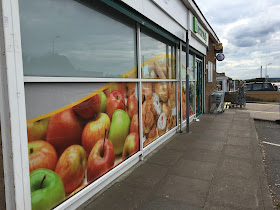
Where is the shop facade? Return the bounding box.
[0,0,220,209]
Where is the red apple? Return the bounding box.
[125,83,136,97]
[73,94,101,120]
[122,133,139,160]
[46,109,83,156]
[87,138,115,183]
[130,114,139,134]
[55,145,87,194]
[27,118,49,142]
[104,83,126,99]
[28,140,58,172]
[105,90,125,120]
[127,95,138,120]
[82,113,110,156]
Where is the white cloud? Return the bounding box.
[196,0,280,80]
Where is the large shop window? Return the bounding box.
[20,0,140,209]
[20,0,179,208]
[19,0,137,78]
[188,54,196,117]
[140,28,176,79]
[140,28,177,147]
[181,48,195,119]
[181,49,187,120]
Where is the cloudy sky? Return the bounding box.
[196,0,280,80]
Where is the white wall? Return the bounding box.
[122,0,187,41]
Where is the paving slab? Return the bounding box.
[139,196,202,210]
[193,128,228,138]
[207,176,262,209]
[223,145,254,160]
[171,159,216,181]
[83,182,149,210]
[199,134,226,142]
[230,123,251,131]
[154,175,210,207]
[123,162,168,189]
[213,118,233,123]
[231,120,251,127]
[182,147,221,163]
[163,138,192,151]
[228,129,255,138]
[204,202,252,210]
[186,139,224,152]
[216,157,255,179]
[147,147,183,166]
[227,136,253,148]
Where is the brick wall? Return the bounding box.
[205,37,217,113]
[246,91,280,102]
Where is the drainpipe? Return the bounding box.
[186,31,190,133]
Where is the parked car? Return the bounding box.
[246,82,277,91]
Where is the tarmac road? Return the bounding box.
[255,120,280,208]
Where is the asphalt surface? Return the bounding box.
[255,120,280,208]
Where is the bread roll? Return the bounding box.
[154,83,168,102]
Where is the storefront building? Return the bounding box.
[0,0,220,209]
[205,36,218,113]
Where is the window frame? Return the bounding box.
[1,0,183,209]
[208,61,213,83]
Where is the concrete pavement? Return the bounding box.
[79,109,273,210]
[239,102,280,121]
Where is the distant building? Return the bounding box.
[216,72,229,92]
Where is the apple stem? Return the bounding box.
[122,100,126,108]
[30,148,33,154]
[40,175,47,189]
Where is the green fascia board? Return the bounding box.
[100,0,180,44]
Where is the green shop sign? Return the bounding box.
[193,17,207,41]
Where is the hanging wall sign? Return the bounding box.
[216,53,225,61]
[214,43,223,53]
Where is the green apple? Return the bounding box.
[98,92,107,113]
[108,109,130,155]
[30,169,65,210]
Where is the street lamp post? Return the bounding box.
[265,63,272,82]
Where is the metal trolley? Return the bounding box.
[225,82,246,108]
[210,91,225,114]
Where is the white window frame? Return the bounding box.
[0,1,183,207]
[208,61,213,83]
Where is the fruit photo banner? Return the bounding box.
[26,54,177,209]
[142,54,176,79]
[182,62,195,81]
[27,54,175,124]
[142,82,177,147]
